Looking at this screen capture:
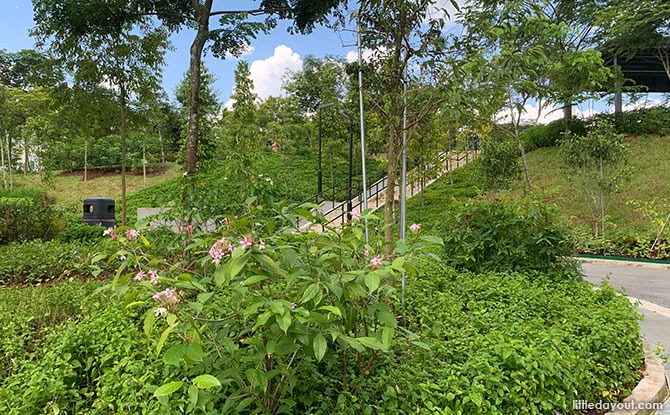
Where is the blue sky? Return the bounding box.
[0,0,358,106]
[0,0,660,122]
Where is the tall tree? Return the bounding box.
[358,0,449,255]
[175,65,220,165]
[32,1,168,225]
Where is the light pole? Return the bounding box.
[339,110,354,217]
[317,102,335,197]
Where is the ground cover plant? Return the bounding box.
[0,200,643,415]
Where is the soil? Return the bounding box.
[57,164,171,181]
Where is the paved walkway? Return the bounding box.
[581,260,670,413]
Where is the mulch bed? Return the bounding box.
[57,165,171,181]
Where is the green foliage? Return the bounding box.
[0,189,62,245]
[574,230,670,260]
[521,118,587,151]
[478,139,522,191]
[438,194,576,273]
[560,120,629,237]
[103,208,439,414]
[0,280,103,383]
[0,300,166,414]
[352,267,643,415]
[595,107,670,136]
[406,161,483,231]
[0,240,108,285]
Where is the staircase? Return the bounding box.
[299,150,477,231]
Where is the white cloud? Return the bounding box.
[249,45,302,99]
[496,102,599,126]
[612,98,664,113]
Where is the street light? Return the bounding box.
[317,102,335,197]
[339,110,354,218]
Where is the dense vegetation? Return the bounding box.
[0,211,643,414]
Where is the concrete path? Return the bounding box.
[581,260,670,413]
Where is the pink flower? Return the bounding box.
[209,237,234,264]
[126,229,140,241]
[239,234,254,249]
[134,271,145,281]
[186,224,193,238]
[155,307,168,316]
[410,223,422,234]
[370,255,384,270]
[350,211,361,222]
[258,240,266,250]
[364,249,370,257]
[103,226,118,240]
[153,288,180,306]
[148,270,159,285]
[290,302,297,309]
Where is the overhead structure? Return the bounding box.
[602,40,670,112]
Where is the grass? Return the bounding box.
[525,133,670,235]
[11,163,183,210]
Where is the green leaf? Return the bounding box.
[277,311,291,333]
[185,343,203,362]
[154,381,183,397]
[313,333,327,361]
[301,283,321,304]
[223,250,250,282]
[365,272,381,293]
[242,274,267,286]
[156,325,174,355]
[192,374,221,389]
[143,309,155,338]
[420,235,444,245]
[357,336,387,351]
[382,327,395,348]
[163,343,186,366]
[188,384,199,407]
[316,305,342,317]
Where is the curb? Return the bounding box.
[578,257,670,271]
[606,344,669,415]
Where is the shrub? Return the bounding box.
[520,118,587,151]
[0,240,108,285]
[595,106,670,136]
[0,190,62,245]
[0,280,104,382]
[478,139,522,191]
[345,266,643,415]
[437,194,576,273]
[0,302,167,414]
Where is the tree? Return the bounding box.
[560,120,629,237]
[32,1,168,225]
[175,65,220,165]
[358,0,449,255]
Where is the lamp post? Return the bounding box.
[340,110,354,217]
[317,102,335,197]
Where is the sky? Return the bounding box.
[0,0,663,123]
[0,0,360,108]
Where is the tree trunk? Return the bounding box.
[120,84,128,226]
[184,0,213,177]
[23,135,28,176]
[7,131,12,189]
[84,138,88,182]
[563,103,572,132]
[1,131,6,189]
[382,9,407,257]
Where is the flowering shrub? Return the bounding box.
[104,209,440,414]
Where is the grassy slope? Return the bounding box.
[526,133,670,235]
[12,163,183,210]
